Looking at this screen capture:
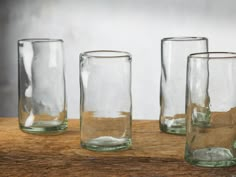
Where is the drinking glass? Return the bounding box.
[185,52,236,167]
[160,37,208,135]
[80,50,132,151]
[18,38,67,134]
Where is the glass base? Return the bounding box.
[81,136,132,152]
[20,120,68,135]
[160,118,186,135]
[185,147,236,167]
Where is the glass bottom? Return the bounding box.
[160,117,186,135]
[81,136,132,152]
[185,147,236,167]
[20,120,68,135]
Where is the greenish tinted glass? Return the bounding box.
[185,52,236,167]
[160,37,208,135]
[18,39,67,135]
[80,50,132,151]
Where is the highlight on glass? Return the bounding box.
[80,50,132,152]
[185,52,236,167]
[18,38,67,134]
[160,37,208,135]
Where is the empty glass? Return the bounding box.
[80,50,132,151]
[185,52,236,167]
[18,39,67,134]
[160,37,208,135]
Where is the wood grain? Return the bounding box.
[0,118,235,177]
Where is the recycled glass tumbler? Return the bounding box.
[18,39,67,134]
[185,52,236,167]
[160,37,208,135]
[80,50,132,151]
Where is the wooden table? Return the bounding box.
[0,118,235,177]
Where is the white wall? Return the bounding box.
[1,0,236,119]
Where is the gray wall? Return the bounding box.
[1,0,236,119]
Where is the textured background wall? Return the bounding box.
[1,0,236,119]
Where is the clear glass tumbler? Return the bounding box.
[160,37,208,135]
[80,50,132,151]
[18,39,67,134]
[185,52,236,167]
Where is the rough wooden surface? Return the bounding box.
[0,118,235,177]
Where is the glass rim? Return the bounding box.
[80,50,132,59]
[162,36,207,42]
[18,38,63,43]
[189,52,236,59]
